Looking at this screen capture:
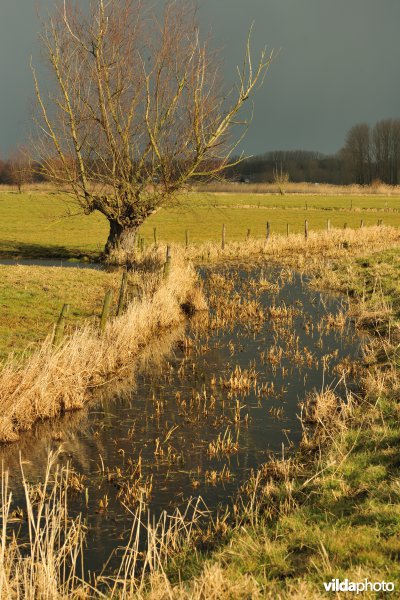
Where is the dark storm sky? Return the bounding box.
[1,0,399,156]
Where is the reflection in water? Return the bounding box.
[1,265,362,575]
[0,258,103,270]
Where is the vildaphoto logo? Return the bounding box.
[323,579,395,594]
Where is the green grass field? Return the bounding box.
[0,189,399,360]
[0,191,399,258]
[0,192,107,259]
[0,265,124,361]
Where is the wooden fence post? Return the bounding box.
[327,219,331,231]
[117,271,128,317]
[360,219,364,228]
[153,227,157,244]
[185,229,189,248]
[100,291,113,334]
[53,303,70,347]
[266,221,270,240]
[247,228,251,239]
[304,220,308,240]
[163,245,172,278]
[286,223,289,237]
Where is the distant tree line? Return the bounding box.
[2,118,400,189]
[224,150,347,184]
[225,118,400,186]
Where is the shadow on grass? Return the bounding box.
[0,240,101,261]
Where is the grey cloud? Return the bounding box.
[0,0,399,156]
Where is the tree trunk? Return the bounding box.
[104,220,138,258]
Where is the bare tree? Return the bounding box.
[272,162,289,195]
[341,123,371,185]
[31,0,272,256]
[372,119,400,185]
[7,146,32,193]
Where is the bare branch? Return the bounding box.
[31,0,273,255]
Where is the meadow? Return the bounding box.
[0,266,123,360]
[0,187,399,359]
[0,189,400,259]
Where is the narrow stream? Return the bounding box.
[0,263,363,575]
[0,258,103,269]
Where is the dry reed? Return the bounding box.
[0,259,206,443]
[115,224,400,272]
[0,452,86,599]
[0,452,213,599]
[3,180,400,196]
[193,181,400,196]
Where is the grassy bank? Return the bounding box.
[162,377,400,598]
[314,246,400,321]
[0,258,205,442]
[123,224,400,273]
[1,190,400,258]
[2,225,400,361]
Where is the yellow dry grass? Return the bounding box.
[194,181,400,195]
[4,180,400,196]
[116,224,400,272]
[0,455,86,599]
[0,259,206,442]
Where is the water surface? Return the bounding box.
[1,264,362,574]
[0,258,102,269]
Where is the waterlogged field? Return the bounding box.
[1,264,362,576]
[0,190,400,258]
[0,187,399,594]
